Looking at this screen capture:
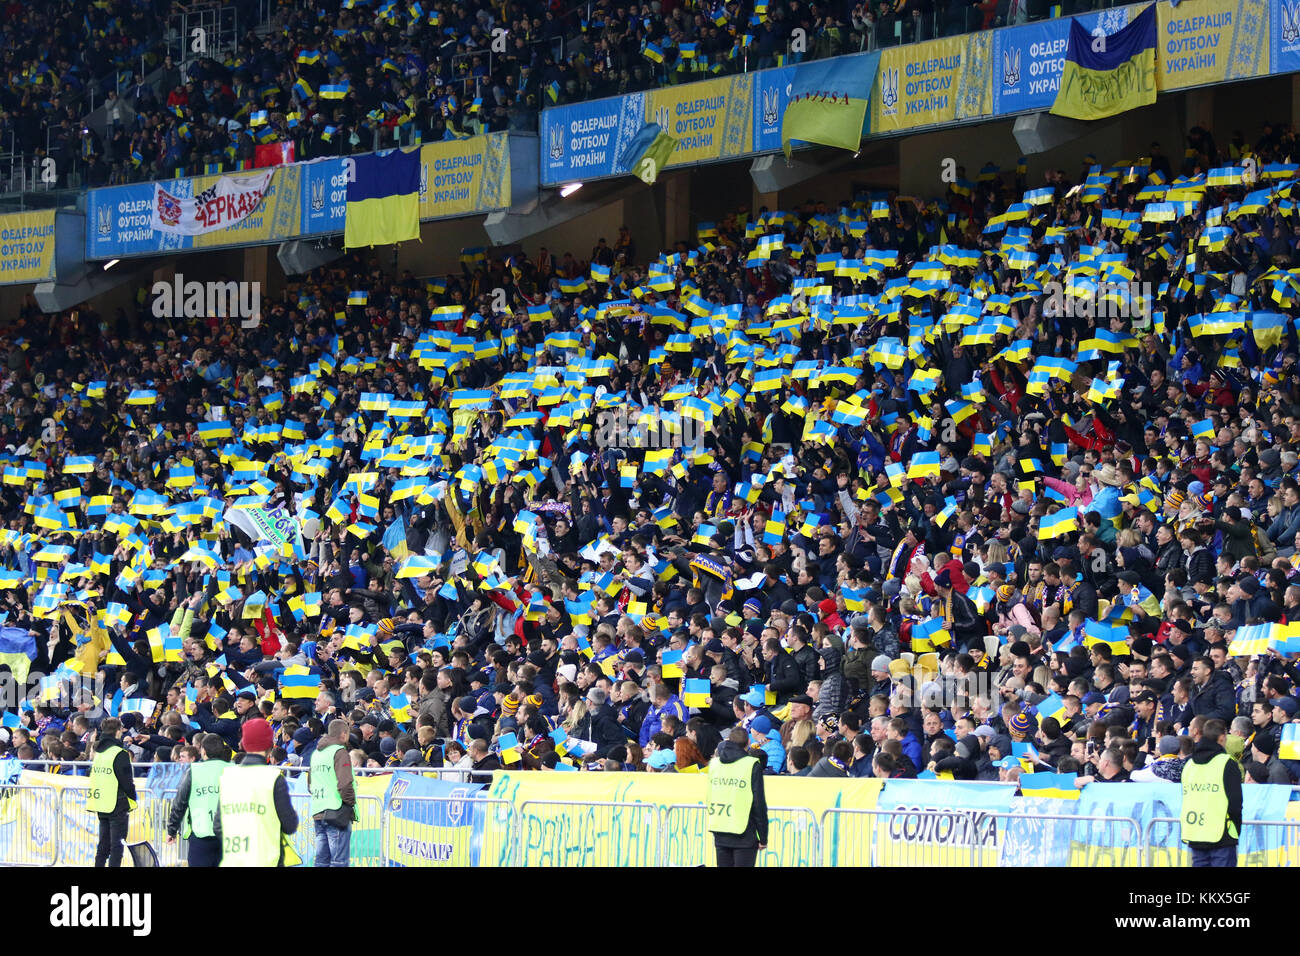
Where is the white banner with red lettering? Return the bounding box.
[149,169,275,236]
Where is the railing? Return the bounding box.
[1145,816,1300,867]
[0,777,1283,867]
[380,795,516,866]
[662,803,821,867]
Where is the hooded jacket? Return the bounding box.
[711,739,769,848]
[814,643,845,721]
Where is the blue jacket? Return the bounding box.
[899,732,922,770]
[757,734,786,774]
[638,694,687,747]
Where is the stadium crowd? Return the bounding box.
[4,0,1104,190]
[1,118,1300,805]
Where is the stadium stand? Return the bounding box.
[2,0,1113,192]
[1,116,1299,811]
[3,0,1300,871]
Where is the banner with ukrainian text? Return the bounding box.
[0,210,55,286]
[1052,3,1158,120]
[781,52,880,157]
[485,771,881,867]
[873,32,993,134]
[1157,0,1269,91]
[150,169,275,236]
[418,133,512,220]
[644,74,754,169]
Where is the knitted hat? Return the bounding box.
[1009,712,1035,736]
[501,694,521,716]
[996,584,1016,602]
[871,654,891,672]
[240,718,274,753]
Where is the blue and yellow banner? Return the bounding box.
[1052,3,1158,120]
[873,32,993,134]
[0,211,55,286]
[1157,0,1269,90]
[418,132,511,219]
[781,52,880,156]
[1271,0,1300,72]
[643,73,754,168]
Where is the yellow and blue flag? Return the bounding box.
[619,122,678,184]
[1050,4,1156,121]
[782,52,879,158]
[1020,771,1080,799]
[1039,506,1078,540]
[280,666,321,699]
[344,148,420,249]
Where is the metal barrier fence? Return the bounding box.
[816,808,1144,866]
[0,780,1288,866]
[1145,817,1300,867]
[380,795,516,866]
[662,804,821,867]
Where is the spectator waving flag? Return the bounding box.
[781,53,880,158]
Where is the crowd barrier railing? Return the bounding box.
[0,773,1283,867]
[516,799,663,867]
[0,785,59,865]
[1145,816,1300,867]
[379,795,517,866]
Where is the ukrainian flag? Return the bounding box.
[344,148,419,249]
[619,122,678,184]
[1020,771,1080,799]
[1039,506,1078,540]
[782,52,880,158]
[1050,4,1156,121]
[281,665,321,699]
[1281,724,1300,761]
[907,451,940,479]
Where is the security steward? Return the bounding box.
[216,718,299,866]
[706,726,769,867]
[166,735,232,866]
[308,718,356,867]
[88,717,137,867]
[1180,718,1243,867]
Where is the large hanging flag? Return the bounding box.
[1050,4,1157,121]
[619,123,679,185]
[781,52,880,158]
[344,148,420,248]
